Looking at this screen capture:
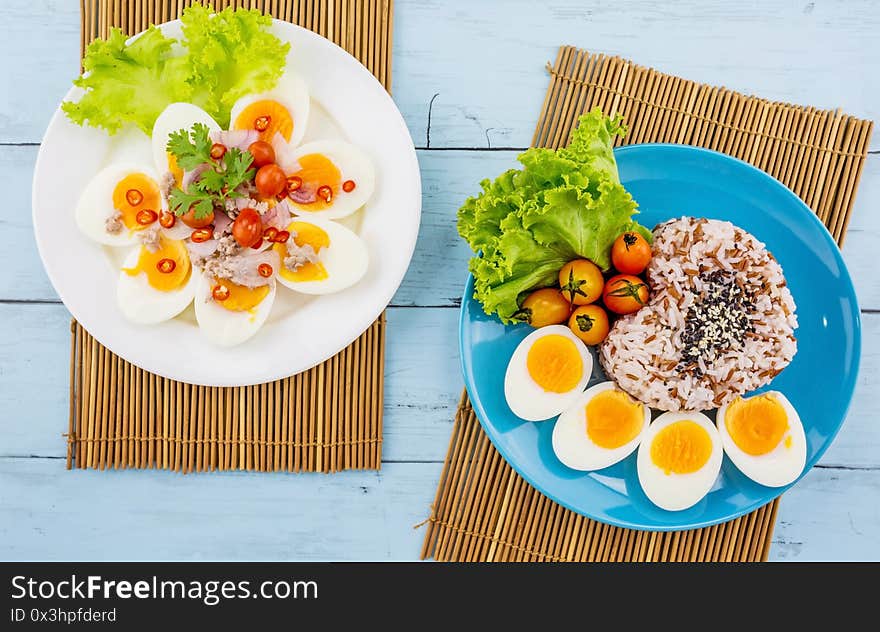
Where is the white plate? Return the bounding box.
[32,20,421,386]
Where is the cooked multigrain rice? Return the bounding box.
[599,217,798,411]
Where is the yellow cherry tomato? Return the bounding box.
[515,288,571,327]
[558,259,604,305]
[568,304,610,345]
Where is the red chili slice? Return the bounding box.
[212,284,230,301]
[136,209,158,225]
[317,185,333,203]
[254,116,271,132]
[191,228,213,243]
[159,212,176,229]
[126,189,144,206]
[258,263,273,278]
[287,176,303,191]
[273,230,290,244]
[156,258,176,274]
[263,227,278,241]
[210,143,227,160]
[342,180,356,193]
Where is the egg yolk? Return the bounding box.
[526,335,583,393]
[288,153,341,211]
[274,221,330,282]
[650,420,713,475]
[123,237,191,292]
[585,390,644,449]
[167,152,183,187]
[112,173,161,231]
[725,394,790,456]
[233,100,293,143]
[214,279,269,312]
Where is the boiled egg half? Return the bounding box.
[637,412,723,511]
[281,140,375,220]
[552,381,650,471]
[716,391,806,488]
[194,274,276,347]
[272,217,368,294]
[151,103,221,185]
[504,325,592,422]
[229,71,310,148]
[75,163,164,247]
[117,237,196,324]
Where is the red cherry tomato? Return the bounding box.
[232,208,264,248]
[255,164,287,198]
[180,207,215,229]
[247,141,276,168]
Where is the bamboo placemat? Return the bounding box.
[67,0,393,473]
[421,46,873,561]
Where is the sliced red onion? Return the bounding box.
[288,184,317,204]
[186,238,219,259]
[271,131,296,169]
[182,163,209,192]
[212,211,233,235]
[210,129,259,151]
[262,200,292,230]
[160,219,192,241]
[229,249,281,287]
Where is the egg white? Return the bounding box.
[229,71,310,149]
[716,391,807,488]
[274,217,368,295]
[116,245,196,324]
[552,381,650,471]
[151,103,221,176]
[281,140,375,220]
[193,274,276,347]
[504,325,593,422]
[637,411,723,511]
[75,163,163,247]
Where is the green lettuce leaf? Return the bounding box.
[180,4,290,128]
[62,3,289,134]
[61,26,190,135]
[457,108,651,323]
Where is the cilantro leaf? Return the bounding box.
[166,123,256,220]
[166,123,213,171]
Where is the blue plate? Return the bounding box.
[459,144,861,531]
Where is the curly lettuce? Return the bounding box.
[62,26,189,135]
[181,4,290,128]
[457,108,652,323]
[62,3,289,134]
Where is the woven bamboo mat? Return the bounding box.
[421,46,873,562]
[68,0,393,473]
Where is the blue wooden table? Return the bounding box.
[1,0,878,561]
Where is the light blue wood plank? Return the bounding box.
[0,0,80,144]
[0,457,440,561]
[1,457,877,561]
[2,302,879,471]
[2,1,878,148]
[0,304,461,463]
[5,147,880,307]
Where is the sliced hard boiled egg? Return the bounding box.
[552,381,650,471]
[76,164,164,247]
[716,391,806,488]
[504,325,592,422]
[637,412,723,511]
[194,275,276,347]
[117,237,195,324]
[281,140,375,220]
[151,103,221,185]
[229,72,310,148]
[272,217,368,295]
